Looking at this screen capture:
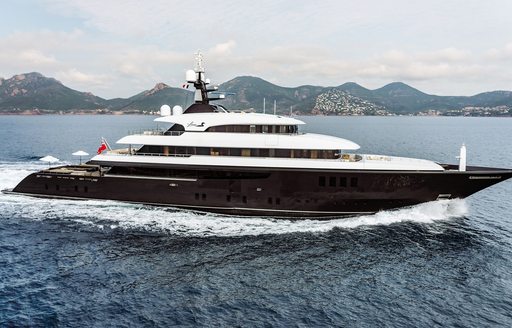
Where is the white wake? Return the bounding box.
[0,162,468,237]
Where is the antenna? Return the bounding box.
[263,98,266,114]
[194,50,204,73]
[191,50,209,104]
[274,100,276,115]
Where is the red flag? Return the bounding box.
[97,142,107,154]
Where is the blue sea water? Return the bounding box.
[0,115,511,327]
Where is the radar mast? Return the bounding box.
[185,51,224,105]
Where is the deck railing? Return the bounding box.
[105,149,362,161]
[127,129,184,136]
[132,152,192,158]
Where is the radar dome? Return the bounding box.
[160,104,171,116]
[185,70,196,82]
[172,105,183,116]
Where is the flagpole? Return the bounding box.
[102,137,112,151]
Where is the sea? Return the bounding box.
[0,115,511,327]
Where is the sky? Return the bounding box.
[1,0,511,99]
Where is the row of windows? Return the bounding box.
[137,146,342,159]
[319,176,358,188]
[109,167,270,179]
[45,184,88,192]
[195,193,282,205]
[205,124,299,134]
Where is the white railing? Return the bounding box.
[128,129,184,136]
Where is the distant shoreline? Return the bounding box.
[0,111,510,118]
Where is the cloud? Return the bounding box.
[358,50,482,81]
[0,29,85,74]
[0,24,510,98]
[420,47,470,62]
[56,68,110,85]
[1,29,84,50]
[484,43,512,61]
[2,0,512,97]
[44,0,195,41]
[209,40,236,56]
[19,50,57,66]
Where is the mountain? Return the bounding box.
[0,72,106,112]
[0,72,510,115]
[469,90,512,107]
[106,83,190,111]
[218,76,324,113]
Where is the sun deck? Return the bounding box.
[40,165,103,177]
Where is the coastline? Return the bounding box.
[1,111,510,117]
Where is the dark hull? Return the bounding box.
[5,164,512,218]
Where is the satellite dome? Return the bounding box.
[186,70,196,82]
[160,104,171,116]
[172,105,183,116]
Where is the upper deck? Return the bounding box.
[154,112,305,132]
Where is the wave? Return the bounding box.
[0,162,468,237]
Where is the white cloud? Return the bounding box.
[209,40,236,56]
[19,50,57,66]
[484,43,512,61]
[56,68,110,85]
[421,47,470,62]
[1,1,512,97]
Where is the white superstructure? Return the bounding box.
[154,112,305,131]
[90,52,444,172]
[91,110,444,171]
